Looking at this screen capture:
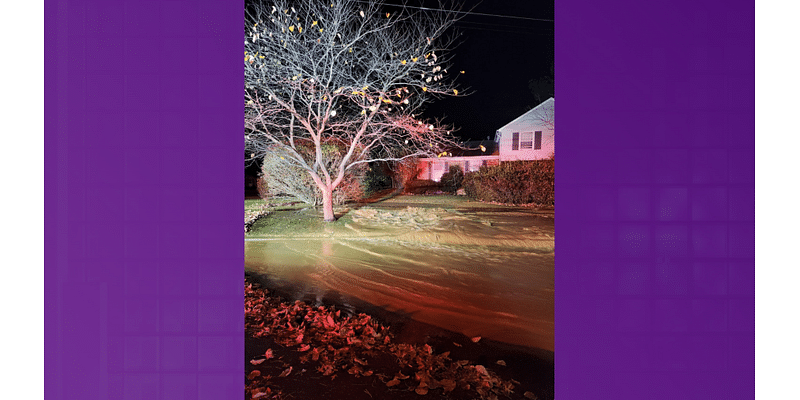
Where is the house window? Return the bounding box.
[482,159,487,167]
[464,160,470,171]
[520,132,534,149]
[534,131,542,150]
[512,132,520,150]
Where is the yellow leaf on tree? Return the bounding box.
[298,26,302,33]
[349,48,353,52]
[422,87,427,92]
[312,21,318,26]
[289,26,295,32]
[319,28,324,32]
[453,89,458,95]
[386,13,390,18]
[412,57,418,62]
[401,60,406,65]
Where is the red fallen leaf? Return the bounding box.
[298,344,311,352]
[395,372,410,380]
[265,349,274,359]
[453,342,462,347]
[524,392,538,399]
[496,360,507,366]
[249,358,265,365]
[319,364,335,376]
[415,385,429,395]
[363,370,374,376]
[440,379,457,393]
[279,366,292,377]
[247,370,261,380]
[423,344,432,354]
[471,336,482,343]
[353,357,367,365]
[325,315,335,328]
[252,392,268,399]
[386,378,401,387]
[440,351,450,358]
[474,365,489,376]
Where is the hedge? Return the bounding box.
[462,160,554,205]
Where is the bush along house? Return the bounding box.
[417,97,554,181]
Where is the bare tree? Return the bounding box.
[530,98,554,131]
[245,0,466,221]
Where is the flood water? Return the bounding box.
[245,234,554,352]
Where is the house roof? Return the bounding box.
[496,97,555,134]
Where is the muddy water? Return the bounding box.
[245,236,554,352]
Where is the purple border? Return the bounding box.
[45,0,243,398]
[555,0,754,399]
[45,0,753,399]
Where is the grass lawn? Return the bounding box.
[245,194,553,250]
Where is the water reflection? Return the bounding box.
[245,238,554,352]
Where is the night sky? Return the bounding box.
[245,0,554,142]
[413,0,554,141]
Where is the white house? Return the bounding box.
[495,97,554,162]
[417,97,554,181]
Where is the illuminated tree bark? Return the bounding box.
[245,0,466,221]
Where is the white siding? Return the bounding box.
[496,98,554,161]
[417,156,499,181]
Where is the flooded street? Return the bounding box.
[244,201,554,353]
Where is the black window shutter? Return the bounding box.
[534,131,542,150]
[512,132,519,150]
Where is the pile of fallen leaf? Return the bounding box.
[245,279,536,400]
[245,203,272,233]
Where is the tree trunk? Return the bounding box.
[321,187,335,222]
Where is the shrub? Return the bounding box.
[392,157,420,190]
[362,164,393,195]
[256,173,271,200]
[462,160,554,205]
[260,143,367,206]
[439,165,464,194]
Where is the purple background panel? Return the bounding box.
[44,0,753,400]
[556,0,754,399]
[46,0,243,398]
